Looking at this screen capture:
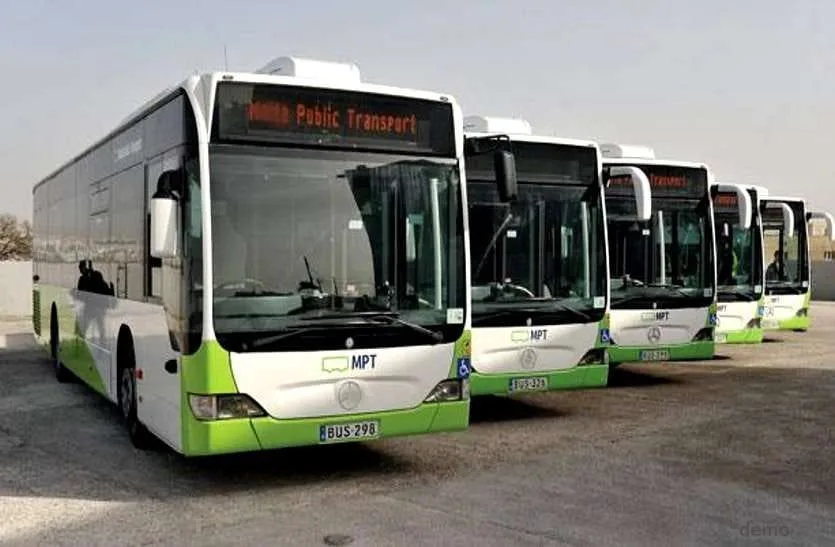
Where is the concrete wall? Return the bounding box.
[0,261,32,318]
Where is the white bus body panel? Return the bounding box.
[471,323,597,374]
[609,307,708,347]
[762,293,804,328]
[68,294,181,450]
[229,344,455,418]
[715,301,759,335]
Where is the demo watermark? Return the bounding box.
[739,520,793,538]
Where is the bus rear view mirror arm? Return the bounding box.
[607,166,652,221]
[464,134,517,203]
[714,183,752,229]
[765,202,794,239]
[150,169,183,259]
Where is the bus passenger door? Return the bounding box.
[135,156,182,450]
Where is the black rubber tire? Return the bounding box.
[50,306,73,383]
[117,336,155,450]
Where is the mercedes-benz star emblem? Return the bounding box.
[345,337,354,349]
[520,347,537,370]
[647,326,662,344]
[337,381,362,411]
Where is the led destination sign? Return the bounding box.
[606,165,707,199]
[212,82,455,155]
[712,191,739,212]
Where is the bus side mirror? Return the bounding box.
[494,150,518,202]
[150,170,182,259]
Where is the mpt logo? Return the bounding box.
[641,311,669,322]
[351,354,377,370]
[530,329,547,341]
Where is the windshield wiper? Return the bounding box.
[245,325,337,350]
[642,283,694,297]
[365,313,444,343]
[223,290,294,297]
[718,286,757,301]
[474,212,514,279]
[301,311,444,343]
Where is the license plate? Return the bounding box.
[762,318,779,329]
[508,376,548,392]
[639,349,670,361]
[715,333,727,343]
[319,420,380,444]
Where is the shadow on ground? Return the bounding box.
[469,394,567,424]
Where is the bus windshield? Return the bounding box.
[606,163,713,309]
[205,145,464,349]
[608,197,714,308]
[762,201,808,294]
[467,182,607,326]
[714,195,763,302]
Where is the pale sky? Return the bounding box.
[1,0,832,220]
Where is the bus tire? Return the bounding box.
[50,305,73,383]
[117,330,154,450]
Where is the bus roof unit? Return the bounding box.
[255,56,362,84]
[600,143,656,160]
[463,116,533,136]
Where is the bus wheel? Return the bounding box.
[50,305,72,383]
[117,335,154,450]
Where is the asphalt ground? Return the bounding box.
[1,306,834,546]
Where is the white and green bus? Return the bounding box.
[711,182,762,344]
[31,57,514,456]
[760,193,833,331]
[461,116,638,395]
[602,144,718,364]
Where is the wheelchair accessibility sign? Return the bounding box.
[457,358,471,379]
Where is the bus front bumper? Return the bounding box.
[469,365,609,396]
[715,328,764,344]
[764,316,810,331]
[181,400,469,457]
[608,341,715,365]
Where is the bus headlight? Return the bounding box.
[796,308,808,317]
[692,327,714,342]
[189,394,267,420]
[578,348,608,366]
[424,379,467,402]
[746,317,762,329]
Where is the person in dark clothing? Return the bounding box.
[77,260,93,292]
[765,250,782,281]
